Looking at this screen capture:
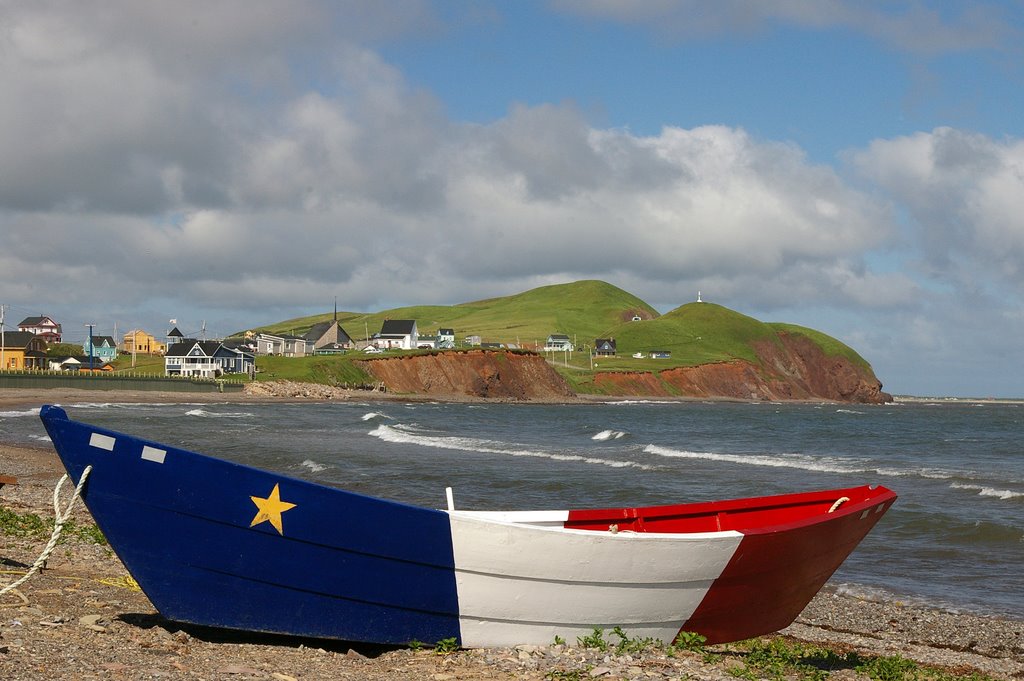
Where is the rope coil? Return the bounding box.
[0,465,92,599]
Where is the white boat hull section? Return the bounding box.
[447,512,745,647]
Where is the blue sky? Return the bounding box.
[1,1,1022,397]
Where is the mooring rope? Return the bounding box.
[0,465,93,599]
[828,496,850,513]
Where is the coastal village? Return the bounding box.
[0,313,655,380]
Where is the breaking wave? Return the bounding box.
[370,423,652,470]
[300,459,328,473]
[950,482,1023,501]
[0,408,40,418]
[185,409,254,418]
[591,429,627,441]
[643,444,864,475]
[643,444,991,484]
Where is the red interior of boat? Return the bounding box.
[564,484,894,534]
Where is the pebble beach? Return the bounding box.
[2,387,1023,680]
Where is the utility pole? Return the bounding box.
[85,323,95,372]
[1,304,6,371]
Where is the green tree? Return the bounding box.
[46,342,84,357]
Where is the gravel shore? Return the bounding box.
[3,391,1023,680]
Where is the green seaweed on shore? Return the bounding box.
[727,637,1000,681]
[0,507,106,545]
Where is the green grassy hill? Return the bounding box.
[593,302,778,369]
[243,280,876,390]
[251,280,658,347]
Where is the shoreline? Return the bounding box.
[3,439,1023,679]
[7,383,1021,413]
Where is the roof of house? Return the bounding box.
[214,344,254,359]
[439,328,454,335]
[91,336,116,347]
[50,356,80,364]
[547,333,570,341]
[303,321,353,344]
[167,327,184,337]
[380,320,416,335]
[1,331,44,349]
[595,338,617,350]
[304,322,332,341]
[51,355,112,366]
[165,341,222,357]
[18,316,59,327]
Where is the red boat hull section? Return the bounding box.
[680,491,896,643]
[564,485,897,645]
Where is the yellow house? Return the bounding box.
[123,329,166,355]
[0,331,48,369]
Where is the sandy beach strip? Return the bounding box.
[2,394,1023,679]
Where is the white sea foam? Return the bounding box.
[184,409,253,418]
[30,434,51,442]
[835,408,865,415]
[643,444,865,475]
[370,423,652,470]
[0,408,40,418]
[300,459,328,473]
[592,429,627,441]
[361,412,392,421]
[875,466,965,481]
[950,482,1024,500]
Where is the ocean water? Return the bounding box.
[2,399,1022,619]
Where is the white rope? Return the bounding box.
[0,465,92,598]
[828,496,850,513]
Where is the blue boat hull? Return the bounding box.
[41,405,462,644]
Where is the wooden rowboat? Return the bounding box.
[40,405,896,647]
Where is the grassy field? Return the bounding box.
[254,354,374,385]
[254,280,659,350]
[109,354,167,374]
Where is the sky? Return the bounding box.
[1,1,1022,398]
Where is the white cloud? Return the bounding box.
[851,127,1024,289]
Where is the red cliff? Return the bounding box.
[357,339,890,404]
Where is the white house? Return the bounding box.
[165,340,254,377]
[438,328,456,349]
[253,332,285,356]
[376,320,418,350]
[165,341,223,377]
[544,333,574,352]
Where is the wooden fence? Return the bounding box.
[0,370,245,393]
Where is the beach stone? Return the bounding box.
[79,614,105,627]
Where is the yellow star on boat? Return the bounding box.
[249,483,296,535]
